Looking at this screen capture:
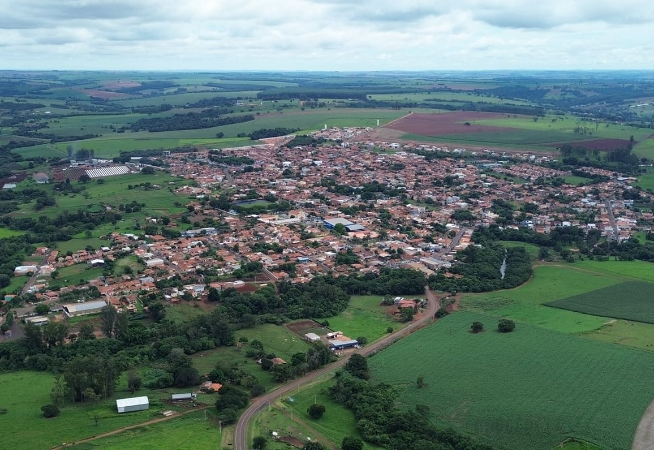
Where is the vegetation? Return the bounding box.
[369,311,654,450]
[546,282,654,324]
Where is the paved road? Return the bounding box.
[234,287,440,450]
[605,199,619,240]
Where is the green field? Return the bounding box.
[315,295,408,342]
[460,265,615,333]
[369,311,654,450]
[56,237,111,254]
[192,324,310,390]
[0,227,25,238]
[497,240,541,260]
[0,371,186,450]
[546,282,654,324]
[252,377,383,450]
[52,264,104,287]
[69,410,221,450]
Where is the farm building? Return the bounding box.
[171,393,196,402]
[14,265,37,276]
[62,299,107,317]
[326,331,343,339]
[25,316,49,326]
[304,332,321,342]
[116,396,149,413]
[329,339,359,350]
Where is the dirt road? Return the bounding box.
[632,400,654,450]
[234,287,440,450]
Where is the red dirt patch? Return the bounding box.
[385,112,516,136]
[285,319,325,334]
[103,80,141,89]
[82,89,130,99]
[548,138,633,152]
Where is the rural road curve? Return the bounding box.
[632,399,654,450]
[234,287,440,450]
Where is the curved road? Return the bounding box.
[632,399,654,450]
[234,287,441,450]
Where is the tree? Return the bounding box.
[252,436,267,449]
[0,273,9,288]
[416,375,425,389]
[41,404,60,418]
[356,336,368,346]
[34,303,50,315]
[99,305,117,338]
[345,354,369,380]
[78,174,91,183]
[341,436,364,450]
[333,223,346,235]
[79,323,95,340]
[250,384,265,397]
[208,287,220,302]
[399,307,414,322]
[498,318,516,333]
[50,374,66,407]
[307,403,326,419]
[42,321,68,349]
[127,370,142,394]
[141,166,156,175]
[471,321,484,334]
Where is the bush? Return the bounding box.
[386,326,394,333]
[250,383,266,397]
[307,403,326,419]
[356,336,368,346]
[41,404,60,418]
[498,318,516,333]
[253,436,267,449]
[35,303,50,315]
[435,306,449,318]
[471,321,484,333]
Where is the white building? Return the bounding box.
[116,396,149,413]
[62,300,107,317]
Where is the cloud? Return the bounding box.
[0,0,653,70]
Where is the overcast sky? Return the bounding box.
[2,0,653,71]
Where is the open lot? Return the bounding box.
[369,311,654,450]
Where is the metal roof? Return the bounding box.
[116,396,149,408]
[63,300,107,313]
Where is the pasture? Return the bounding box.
[497,240,541,260]
[0,227,24,238]
[0,371,180,450]
[460,265,615,333]
[68,410,221,450]
[192,324,310,390]
[546,282,654,324]
[315,295,410,342]
[369,311,654,450]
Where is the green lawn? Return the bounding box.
[1,275,29,295]
[369,311,654,450]
[68,410,221,450]
[0,227,25,238]
[460,265,615,333]
[497,241,541,260]
[51,264,104,288]
[56,237,111,254]
[315,295,408,342]
[546,282,654,324]
[165,303,207,323]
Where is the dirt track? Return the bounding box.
[233,287,440,450]
[632,400,654,450]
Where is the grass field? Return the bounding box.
[51,264,104,287]
[497,240,541,260]
[0,227,25,238]
[635,169,654,191]
[546,281,654,324]
[369,311,654,450]
[1,275,28,294]
[315,295,408,342]
[0,371,188,450]
[572,260,654,283]
[56,237,111,254]
[68,410,221,450]
[165,302,207,323]
[192,324,310,390]
[252,377,383,450]
[460,265,615,333]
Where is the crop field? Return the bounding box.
[192,324,310,390]
[68,410,221,450]
[315,295,409,342]
[545,282,654,324]
[460,265,616,333]
[387,112,650,152]
[0,371,183,450]
[572,260,654,284]
[369,311,654,450]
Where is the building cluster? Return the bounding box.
[14,128,654,310]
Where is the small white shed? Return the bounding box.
[116,396,149,413]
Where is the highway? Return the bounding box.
[233,287,441,450]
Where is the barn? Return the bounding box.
[171,393,196,402]
[329,339,359,350]
[304,332,321,343]
[116,396,149,413]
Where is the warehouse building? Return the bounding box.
[62,299,107,317]
[116,396,149,413]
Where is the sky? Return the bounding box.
[1,0,654,71]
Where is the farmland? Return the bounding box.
[382,111,650,152]
[460,265,615,334]
[368,311,654,450]
[0,371,202,450]
[545,282,654,324]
